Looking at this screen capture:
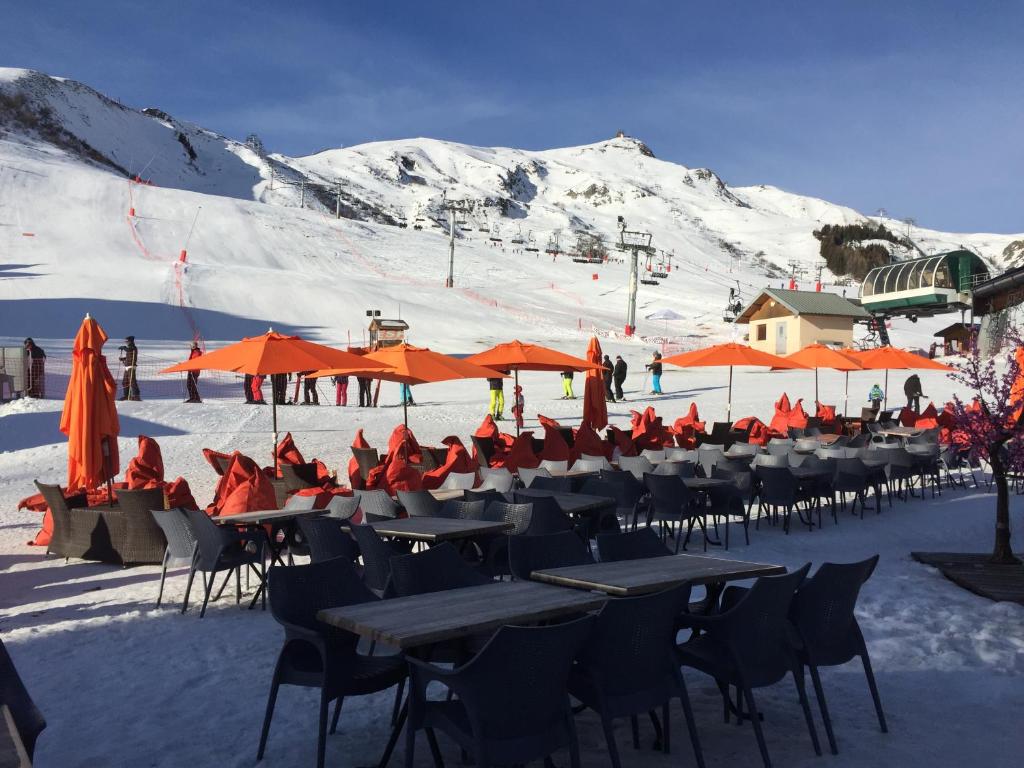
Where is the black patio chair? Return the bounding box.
[389,542,491,597]
[907,444,942,498]
[706,470,750,549]
[280,462,321,492]
[507,530,594,581]
[513,492,574,534]
[349,523,406,597]
[570,585,705,768]
[797,455,838,526]
[790,556,886,754]
[886,448,920,500]
[599,468,648,528]
[847,432,870,448]
[642,472,707,552]
[832,458,872,518]
[297,516,359,564]
[405,616,595,768]
[0,637,46,762]
[596,527,671,561]
[472,501,535,577]
[577,478,624,536]
[257,557,406,768]
[150,507,197,609]
[351,446,380,482]
[440,499,485,519]
[354,489,399,521]
[183,508,268,617]
[677,565,820,768]
[397,489,441,518]
[528,475,572,493]
[471,434,496,468]
[753,466,800,534]
[463,488,506,507]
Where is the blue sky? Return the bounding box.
[4,1,1022,233]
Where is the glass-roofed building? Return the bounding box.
[860,250,990,314]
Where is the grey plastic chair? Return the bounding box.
[151,508,198,609]
[397,489,441,518]
[354,489,399,521]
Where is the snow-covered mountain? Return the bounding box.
[1,67,1021,351]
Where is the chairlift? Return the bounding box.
[640,278,660,286]
[510,225,525,245]
[722,281,744,323]
[489,223,503,243]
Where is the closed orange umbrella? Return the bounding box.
[161,330,391,460]
[581,337,608,431]
[662,342,807,422]
[312,343,506,425]
[847,345,952,410]
[60,314,120,493]
[784,343,863,404]
[465,340,603,435]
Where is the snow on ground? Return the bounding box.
[2,368,1023,767]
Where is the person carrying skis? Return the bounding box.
[612,355,628,401]
[488,376,505,419]
[646,352,663,395]
[602,355,615,402]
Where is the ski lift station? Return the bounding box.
[859,250,990,315]
[736,288,870,355]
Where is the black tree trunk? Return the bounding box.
[987,441,1020,565]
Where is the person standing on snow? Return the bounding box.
[119,336,141,401]
[488,376,505,419]
[185,341,202,402]
[602,355,615,402]
[646,352,663,395]
[23,338,46,398]
[301,372,319,405]
[868,383,884,414]
[904,374,924,413]
[244,373,255,404]
[512,384,525,430]
[560,370,575,399]
[357,376,372,407]
[333,375,349,406]
[612,355,628,401]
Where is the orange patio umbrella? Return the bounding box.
[161,330,391,458]
[60,314,121,495]
[581,337,608,431]
[662,342,807,422]
[845,346,952,410]
[784,343,864,407]
[312,343,506,426]
[464,340,603,434]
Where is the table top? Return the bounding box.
[878,426,922,437]
[211,508,326,525]
[548,468,600,478]
[789,466,833,480]
[512,488,615,514]
[365,517,512,542]
[682,477,732,491]
[531,554,787,597]
[317,581,606,649]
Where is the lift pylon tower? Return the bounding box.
[615,216,655,336]
[442,196,474,288]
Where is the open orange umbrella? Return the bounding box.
[846,346,952,410]
[784,343,864,405]
[464,340,603,434]
[60,314,120,494]
[662,342,807,422]
[312,343,505,425]
[162,330,391,458]
[581,337,608,431]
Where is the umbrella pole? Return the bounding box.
[727,365,733,424]
[403,395,408,427]
[514,370,520,437]
[884,369,889,411]
[844,371,849,418]
[272,396,279,472]
[815,369,819,405]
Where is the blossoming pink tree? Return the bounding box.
[949,335,1024,565]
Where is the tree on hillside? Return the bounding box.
[949,331,1024,564]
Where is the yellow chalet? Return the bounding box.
[736,288,870,355]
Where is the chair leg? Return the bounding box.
[630,714,640,748]
[600,715,623,768]
[742,686,772,768]
[793,669,822,756]
[235,567,242,605]
[256,658,283,760]
[661,701,671,754]
[378,693,407,768]
[199,570,215,618]
[861,651,888,733]
[677,671,706,768]
[808,664,837,755]
[425,728,444,768]
[213,568,233,602]
[567,711,583,768]
[316,686,330,768]
[404,701,415,768]
[156,550,169,607]
[329,695,344,735]
[181,563,197,614]
[648,709,663,750]
[391,678,406,726]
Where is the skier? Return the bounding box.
[302,372,319,405]
[23,338,45,398]
[868,383,884,414]
[271,373,287,405]
[512,384,525,430]
[243,373,255,404]
[357,376,372,407]
[560,370,575,399]
[333,374,349,406]
[185,341,202,403]
[118,336,141,401]
[646,352,663,395]
[612,355,627,401]
[251,374,266,404]
[488,376,505,419]
[399,382,415,406]
[602,355,615,402]
[904,374,924,413]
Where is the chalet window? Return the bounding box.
[756,324,767,341]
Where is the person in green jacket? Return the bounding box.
[868,383,884,413]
